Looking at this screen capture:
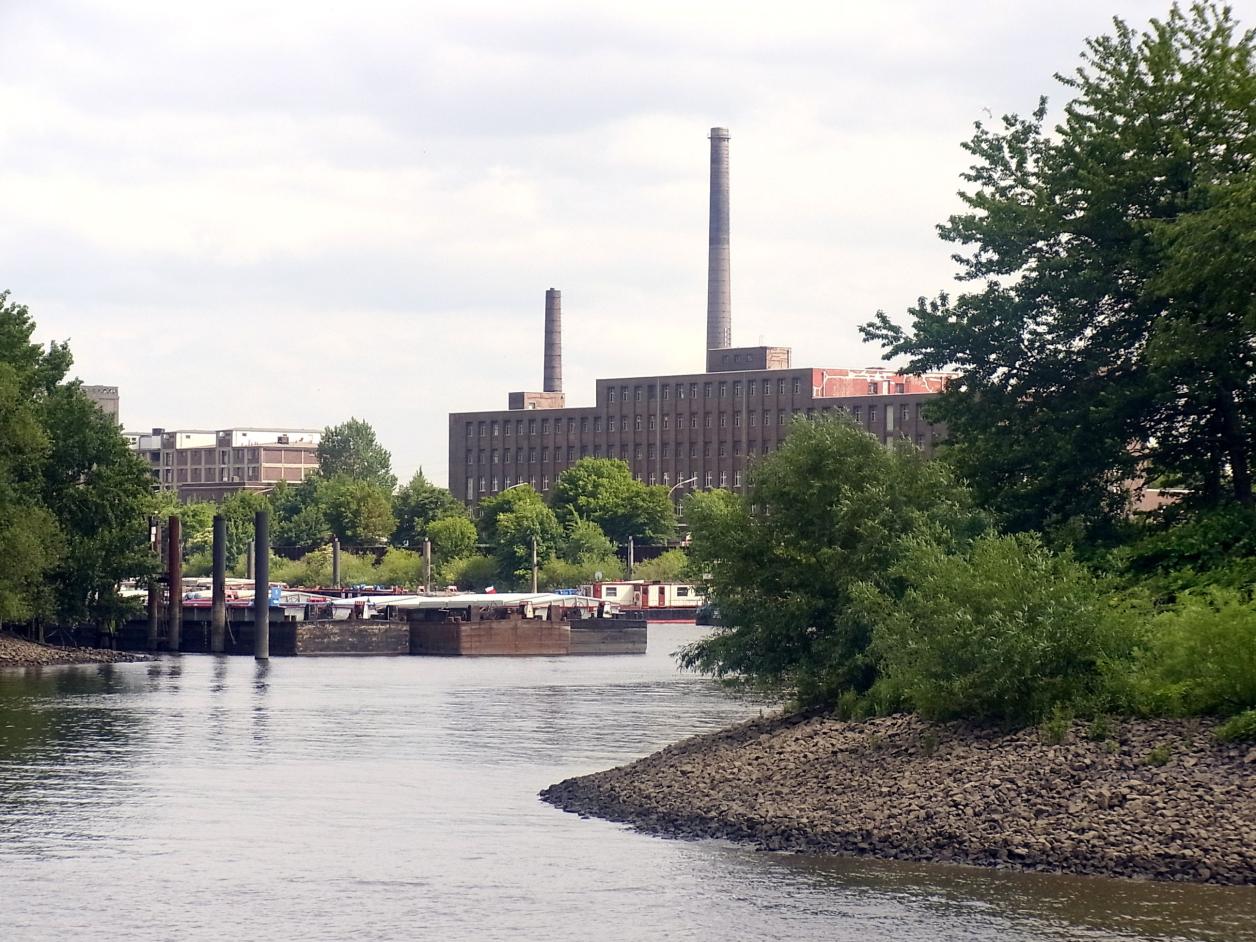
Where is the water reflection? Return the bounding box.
[0,633,1251,942]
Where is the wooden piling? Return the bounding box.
[423,538,432,593]
[332,537,341,588]
[254,511,269,660]
[167,515,182,652]
[146,515,161,651]
[211,514,227,653]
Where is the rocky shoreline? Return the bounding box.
[541,711,1256,885]
[0,632,150,668]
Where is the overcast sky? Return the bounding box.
[3,0,1177,485]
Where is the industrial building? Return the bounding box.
[448,128,950,507]
[125,427,321,501]
[83,385,120,425]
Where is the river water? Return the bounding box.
[1,625,1252,941]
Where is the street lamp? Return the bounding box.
[668,476,698,498]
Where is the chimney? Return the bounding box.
[543,288,562,393]
[706,127,731,352]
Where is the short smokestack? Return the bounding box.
[706,127,731,352]
[543,288,562,393]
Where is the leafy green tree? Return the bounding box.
[219,489,273,568]
[392,469,466,548]
[560,517,616,564]
[427,514,477,562]
[148,491,215,556]
[322,476,396,547]
[632,548,689,582]
[551,458,675,544]
[680,415,987,705]
[862,4,1256,542]
[269,478,331,554]
[478,485,562,588]
[317,417,396,490]
[439,554,498,591]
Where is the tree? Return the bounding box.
[427,515,477,562]
[321,476,396,547]
[148,491,215,556]
[551,458,675,544]
[679,415,986,705]
[317,417,396,490]
[219,489,273,567]
[269,478,331,555]
[478,485,562,588]
[862,4,1256,542]
[392,469,466,548]
[632,548,689,582]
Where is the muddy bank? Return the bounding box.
[0,632,150,668]
[541,712,1256,885]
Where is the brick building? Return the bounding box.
[447,128,950,508]
[126,427,321,501]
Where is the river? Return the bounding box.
[1,625,1252,941]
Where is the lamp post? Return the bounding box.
[668,476,698,499]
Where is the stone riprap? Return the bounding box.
[0,632,150,667]
[541,712,1256,885]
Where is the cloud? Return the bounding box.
[0,0,1172,484]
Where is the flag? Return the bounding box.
[484,586,496,594]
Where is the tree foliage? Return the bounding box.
[316,417,396,490]
[393,469,466,548]
[862,4,1256,542]
[550,458,675,544]
[680,416,987,705]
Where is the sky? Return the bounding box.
[2,0,1182,486]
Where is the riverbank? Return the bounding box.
[541,711,1256,885]
[0,632,150,667]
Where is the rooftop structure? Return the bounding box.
[83,385,120,425]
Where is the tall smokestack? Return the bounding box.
[706,127,731,351]
[543,288,562,393]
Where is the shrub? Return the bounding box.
[860,533,1136,724]
[1121,588,1256,716]
[632,549,689,583]
[439,555,498,592]
[1215,710,1256,743]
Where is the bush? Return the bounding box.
[632,549,689,583]
[1120,588,1256,717]
[860,533,1136,724]
[1215,710,1256,743]
[439,555,498,592]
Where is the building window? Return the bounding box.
[896,382,906,394]
[689,383,698,399]
[648,472,657,485]
[734,381,742,397]
[567,446,575,462]
[719,470,728,487]
[704,413,712,428]
[465,449,473,465]
[690,444,697,459]
[734,470,742,487]
[635,415,642,431]
[662,443,671,458]
[868,382,878,394]
[634,445,643,460]
[748,380,756,397]
[607,444,615,458]
[901,404,911,422]
[916,433,925,446]
[777,379,786,395]
[581,445,589,457]
[478,422,486,437]
[542,419,550,435]
[704,471,713,488]
[594,416,602,432]
[719,413,728,428]
[648,444,656,459]
[608,417,616,432]
[621,386,629,402]
[528,419,537,435]
[734,441,742,455]
[491,449,499,464]
[661,385,669,400]
[492,476,499,491]
[719,381,727,398]
[869,405,878,424]
[648,415,656,430]
[792,378,801,395]
[718,443,727,457]
[704,443,711,458]
[504,422,512,437]
[542,447,550,462]
[594,445,602,457]
[677,384,685,399]
[466,476,475,496]
[542,476,549,491]
[852,405,862,421]
[478,476,486,493]
[778,410,786,426]
[465,422,473,438]
[491,421,499,436]
[516,448,524,463]
[733,412,741,428]
[529,448,537,463]
[609,387,617,403]
[662,414,670,430]
[581,417,588,433]
[704,382,713,398]
[635,386,642,401]
[662,471,670,485]
[750,410,758,426]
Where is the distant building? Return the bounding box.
[125,427,322,501]
[448,128,952,508]
[83,385,120,425]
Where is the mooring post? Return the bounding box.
[246,540,255,580]
[254,511,270,660]
[423,538,432,594]
[167,515,182,652]
[211,514,227,653]
[531,536,538,593]
[146,515,161,651]
[331,536,341,589]
[627,535,635,579]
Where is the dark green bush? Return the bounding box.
[859,533,1137,724]
[1215,710,1256,743]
